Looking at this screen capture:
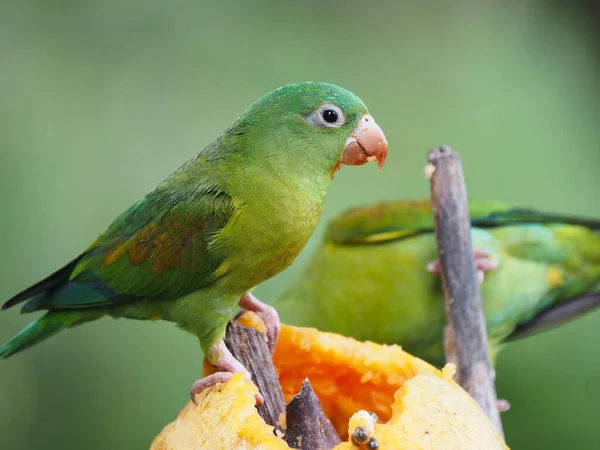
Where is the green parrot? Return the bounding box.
[0,82,388,401]
[273,199,600,368]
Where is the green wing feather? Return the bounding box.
[327,199,511,245]
[328,199,600,246]
[5,181,235,313]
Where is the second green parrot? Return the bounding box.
[0,82,388,402]
[274,200,600,367]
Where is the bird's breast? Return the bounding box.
[218,186,325,290]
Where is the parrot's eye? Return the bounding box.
[307,103,346,128]
[322,109,338,123]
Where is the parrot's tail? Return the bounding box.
[508,293,600,341]
[0,311,100,359]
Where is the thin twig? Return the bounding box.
[426,146,504,438]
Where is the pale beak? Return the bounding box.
[340,114,388,171]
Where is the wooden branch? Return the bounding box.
[284,379,342,449]
[426,146,504,438]
[225,322,286,431]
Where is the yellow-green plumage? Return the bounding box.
[273,200,600,366]
[0,82,380,360]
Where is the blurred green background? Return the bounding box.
[1,0,599,448]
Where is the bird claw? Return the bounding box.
[190,294,279,406]
[497,399,511,413]
[427,249,498,283]
[238,292,281,354]
[191,372,234,402]
[191,341,264,406]
[190,372,264,406]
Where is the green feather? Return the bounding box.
[273,199,600,367]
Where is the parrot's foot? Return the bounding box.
[497,399,511,413]
[237,292,280,354]
[190,340,264,406]
[427,249,498,283]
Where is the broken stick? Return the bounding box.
[225,322,286,431]
[284,379,341,449]
[426,146,504,438]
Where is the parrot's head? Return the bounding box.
[236,82,388,178]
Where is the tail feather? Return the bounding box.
[2,256,83,311]
[0,311,100,359]
[474,208,600,231]
[508,293,600,341]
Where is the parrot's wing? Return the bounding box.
[327,200,441,245]
[328,199,600,246]
[3,183,236,312]
[327,199,510,245]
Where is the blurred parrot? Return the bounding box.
[274,200,600,368]
[0,82,388,401]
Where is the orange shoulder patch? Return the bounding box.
[546,266,564,289]
[151,217,207,276]
[103,217,209,275]
[103,238,129,266]
[128,223,159,266]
